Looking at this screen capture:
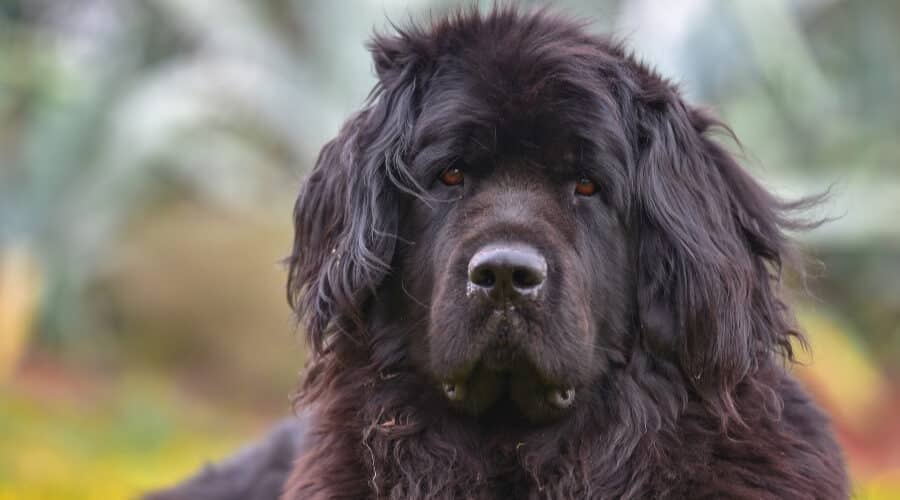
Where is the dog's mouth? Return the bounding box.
[429,305,580,422]
[439,355,576,423]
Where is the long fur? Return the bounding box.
[187,6,847,500]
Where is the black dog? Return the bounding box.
[150,7,848,499]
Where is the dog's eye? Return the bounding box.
[439,167,464,186]
[575,177,596,196]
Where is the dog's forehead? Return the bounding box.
[423,54,600,131]
[403,15,635,184]
[407,116,582,179]
[459,131,579,173]
[412,71,594,176]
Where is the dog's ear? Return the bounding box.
[287,34,425,356]
[630,77,817,420]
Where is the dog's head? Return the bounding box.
[288,8,810,423]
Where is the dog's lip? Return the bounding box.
[434,315,563,385]
[546,387,576,409]
[438,363,576,418]
[442,381,466,401]
[432,306,579,419]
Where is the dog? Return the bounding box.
[149,6,848,499]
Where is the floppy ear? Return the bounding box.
[631,80,816,419]
[287,35,425,356]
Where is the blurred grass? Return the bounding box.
[0,362,269,500]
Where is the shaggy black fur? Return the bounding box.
[150,6,848,500]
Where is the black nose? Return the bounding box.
[468,244,547,302]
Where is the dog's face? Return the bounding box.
[288,9,804,426]
[397,97,631,421]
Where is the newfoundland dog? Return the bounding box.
[150,6,848,500]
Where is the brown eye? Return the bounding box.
[439,167,464,186]
[575,177,596,196]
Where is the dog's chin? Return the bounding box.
[437,351,578,424]
[425,305,591,423]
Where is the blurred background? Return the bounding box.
[0,0,897,498]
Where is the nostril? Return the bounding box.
[468,243,547,300]
[512,266,543,289]
[470,267,496,288]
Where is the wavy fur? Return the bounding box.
[283,7,847,500]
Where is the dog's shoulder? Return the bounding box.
[142,417,309,500]
[663,370,848,499]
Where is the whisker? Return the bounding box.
[400,279,429,310]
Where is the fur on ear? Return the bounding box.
[630,78,820,421]
[287,34,426,357]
